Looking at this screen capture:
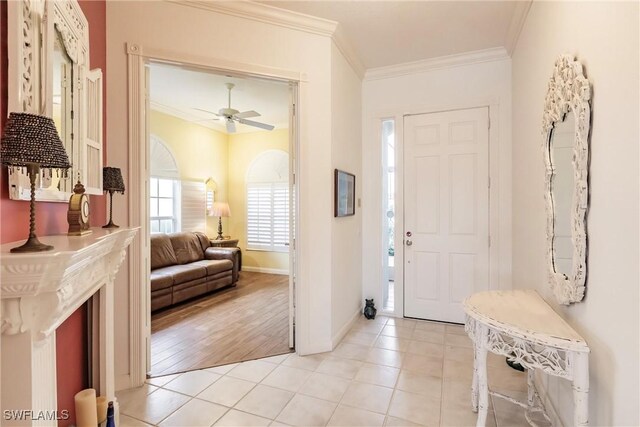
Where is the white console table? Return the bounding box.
[464,290,590,427]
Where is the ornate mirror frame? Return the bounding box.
[7,0,102,202]
[542,55,591,305]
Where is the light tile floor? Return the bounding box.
[117,315,552,426]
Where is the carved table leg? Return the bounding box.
[471,327,479,412]
[472,351,479,412]
[475,325,489,427]
[527,369,535,407]
[572,352,589,426]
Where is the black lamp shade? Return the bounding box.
[103,167,125,193]
[0,112,71,169]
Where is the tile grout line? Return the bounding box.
[327,316,389,426]
[128,316,530,427]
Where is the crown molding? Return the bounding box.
[167,0,364,80]
[364,47,510,81]
[170,0,338,36]
[505,0,532,54]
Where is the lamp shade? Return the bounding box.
[0,112,71,169]
[210,202,230,218]
[103,167,125,193]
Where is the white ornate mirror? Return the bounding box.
[542,55,591,305]
[7,0,103,201]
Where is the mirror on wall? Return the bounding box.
[549,112,575,278]
[542,54,591,305]
[7,0,103,202]
[47,28,74,193]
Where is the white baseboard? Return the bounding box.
[331,305,363,348]
[534,371,564,427]
[242,266,289,275]
[297,341,333,356]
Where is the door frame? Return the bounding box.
[370,97,509,320]
[124,43,302,388]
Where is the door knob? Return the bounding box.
[406,240,413,246]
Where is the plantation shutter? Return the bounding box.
[247,182,289,252]
[82,69,103,194]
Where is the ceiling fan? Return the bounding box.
[194,83,275,133]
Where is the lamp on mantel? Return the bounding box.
[102,167,125,228]
[1,112,71,252]
[209,202,230,240]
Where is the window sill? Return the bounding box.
[246,247,289,254]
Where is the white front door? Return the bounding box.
[403,107,489,323]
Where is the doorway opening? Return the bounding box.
[146,62,297,377]
[381,119,396,311]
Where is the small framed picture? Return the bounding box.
[334,169,356,217]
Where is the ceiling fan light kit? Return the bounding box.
[195,82,275,133]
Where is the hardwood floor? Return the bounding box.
[150,271,291,377]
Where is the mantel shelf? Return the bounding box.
[1,227,137,426]
[1,227,138,337]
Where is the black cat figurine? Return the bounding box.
[363,299,377,319]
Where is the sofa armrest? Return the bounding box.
[204,247,241,282]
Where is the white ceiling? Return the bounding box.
[150,2,524,129]
[259,1,521,69]
[149,62,290,134]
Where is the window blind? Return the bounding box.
[181,180,206,233]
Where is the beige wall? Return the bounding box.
[150,110,228,237]
[228,129,290,273]
[512,2,639,425]
[362,58,512,317]
[330,42,363,343]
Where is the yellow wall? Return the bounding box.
[151,110,290,272]
[150,110,228,237]
[228,129,290,272]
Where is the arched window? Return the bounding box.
[149,135,181,233]
[246,150,289,252]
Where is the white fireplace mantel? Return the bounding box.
[1,227,138,426]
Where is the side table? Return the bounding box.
[209,238,239,248]
[464,290,590,426]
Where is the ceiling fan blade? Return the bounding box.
[238,118,275,131]
[226,119,236,133]
[193,107,220,116]
[234,110,260,119]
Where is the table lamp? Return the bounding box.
[102,167,125,228]
[209,202,230,240]
[1,112,71,252]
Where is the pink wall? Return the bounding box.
[1,1,107,425]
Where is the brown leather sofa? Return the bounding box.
[150,232,240,312]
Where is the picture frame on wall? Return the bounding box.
[334,169,356,217]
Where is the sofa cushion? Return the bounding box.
[150,234,178,270]
[191,259,233,276]
[156,264,207,284]
[150,271,173,292]
[173,278,209,304]
[194,232,211,253]
[170,232,206,264]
